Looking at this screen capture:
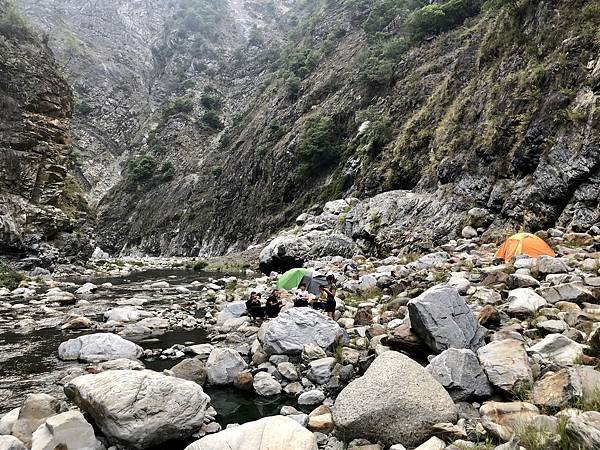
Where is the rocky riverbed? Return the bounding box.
[1,225,600,450]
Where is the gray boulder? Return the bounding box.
[426,348,493,401]
[298,390,325,406]
[104,307,153,322]
[262,308,345,355]
[332,351,457,447]
[259,231,357,273]
[536,256,569,275]
[528,334,587,365]
[408,285,485,353]
[506,288,547,315]
[64,370,210,449]
[477,339,533,393]
[58,333,143,362]
[184,416,317,450]
[537,282,595,305]
[206,348,248,385]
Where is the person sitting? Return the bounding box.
[265,290,283,318]
[312,285,327,310]
[246,291,264,321]
[293,283,310,307]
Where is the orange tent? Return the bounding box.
[495,232,555,262]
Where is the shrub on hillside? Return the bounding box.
[126,156,159,181]
[0,0,32,40]
[0,264,25,291]
[293,116,342,181]
[406,0,481,38]
[163,98,194,118]
[203,111,224,130]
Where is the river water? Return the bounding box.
[0,268,299,448]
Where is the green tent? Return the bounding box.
[276,268,311,291]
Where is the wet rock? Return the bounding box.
[408,285,485,353]
[262,308,344,355]
[10,394,66,446]
[333,351,457,447]
[30,410,103,450]
[184,415,317,450]
[528,334,587,365]
[169,358,207,385]
[206,348,248,385]
[58,333,143,362]
[233,372,254,391]
[426,348,493,401]
[253,371,282,396]
[506,288,547,316]
[477,339,533,393]
[480,401,539,441]
[65,369,210,449]
[298,390,325,406]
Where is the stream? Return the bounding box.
[0,268,300,448]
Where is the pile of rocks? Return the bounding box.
[1,220,599,449]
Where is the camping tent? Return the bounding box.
[495,232,555,262]
[276,268,328,295]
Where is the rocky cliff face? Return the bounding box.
[0,1,92,268]
[16,0,600,258]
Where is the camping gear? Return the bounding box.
[495,232,555,262]
[277,268,328,295]
[276,268,310,291]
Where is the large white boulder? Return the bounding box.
[64,370,210,449]
[58,333,143,362]
[262,308,345,355]
[216,301,247,325]
[184,415,317,450]
[30,410,103,450]
[206,348,248,385]
[332,351,457,447]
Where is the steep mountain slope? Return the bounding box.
[0,0,92,267]
[17,0,600,258]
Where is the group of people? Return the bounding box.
[245,275,337,322]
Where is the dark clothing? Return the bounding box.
[265,296,282,318]
[312,300,326,310]
[246,298,264,319]
[294,298,309,307]
[323,283,337,313]
[324,298,336,313]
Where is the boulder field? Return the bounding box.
[1,222,599,449]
